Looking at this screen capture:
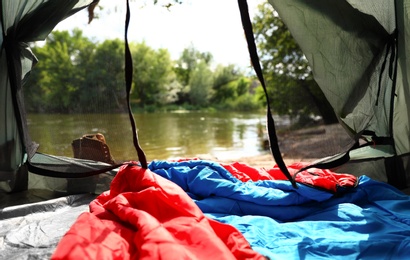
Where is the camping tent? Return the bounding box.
[1,0,409,195]
[2,0,410,259]
[2,0,410,194]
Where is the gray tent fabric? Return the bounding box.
[0,0,95,192]
[267,0,393,140]
[267,0,410,187]
[0,193,95,259]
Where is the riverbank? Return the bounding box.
[216,123,353,168]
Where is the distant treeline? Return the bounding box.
[24,29,263,114]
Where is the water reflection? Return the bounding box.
[27,111,289,161]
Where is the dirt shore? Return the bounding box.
[218,123,353,168]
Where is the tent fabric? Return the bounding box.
[267,0,394,140]
[0,0,96,192]
[0,193,95,259]
[53,159,410,259]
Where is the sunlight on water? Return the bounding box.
[27,111,291,162]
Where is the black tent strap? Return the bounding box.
[291,129,367,182]
[27,161,125,179]
[125,0,147,169]
[376,30,397,106]
[292,151,352,183]
[237,0,297,188]
[292,128,396,182]
[361,130,395,146]
[27,155,139,179]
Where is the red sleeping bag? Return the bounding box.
[222,161,357,193]
[52,162,265,260]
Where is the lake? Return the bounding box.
[27,111,292,162]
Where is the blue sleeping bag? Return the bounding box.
[149,159,410,259]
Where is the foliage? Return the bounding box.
[188,60,213,106]
[211,64,240,103]
[174,44,213,85]
[88,1,185,24]
[24,29,262,113]
[26,29,94,113]
[174,45,213,105]
[84,39,126,112]
[130,42,180,107]
[252,3,337,124]
[226,92,262,111]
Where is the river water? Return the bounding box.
[27,111,292,162]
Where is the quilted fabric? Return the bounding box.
[52,162,265,260]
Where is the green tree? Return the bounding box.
[130,42,177,107]
[211,64,241,103]
[83,38,127,112]
[253,3,337,124]
[188,61,213,106]
[152,49,181,105]
[236,77,250,97]
[174,45,213,105]
[27,30,179,112]
[25,27,260,113]
[26,29,94,113]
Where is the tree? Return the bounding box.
[26,29,95,113]
[174,45,213,105]
[252,3,337,124]
[84,38,127,112]
[174,45,213,85]
[188,60,213,106]
[211,64,241,103]
[130,42,177,107]
[25,27,258,112]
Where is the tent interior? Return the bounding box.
[2,0,410,259]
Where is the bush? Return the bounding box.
[227,94,262,111]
